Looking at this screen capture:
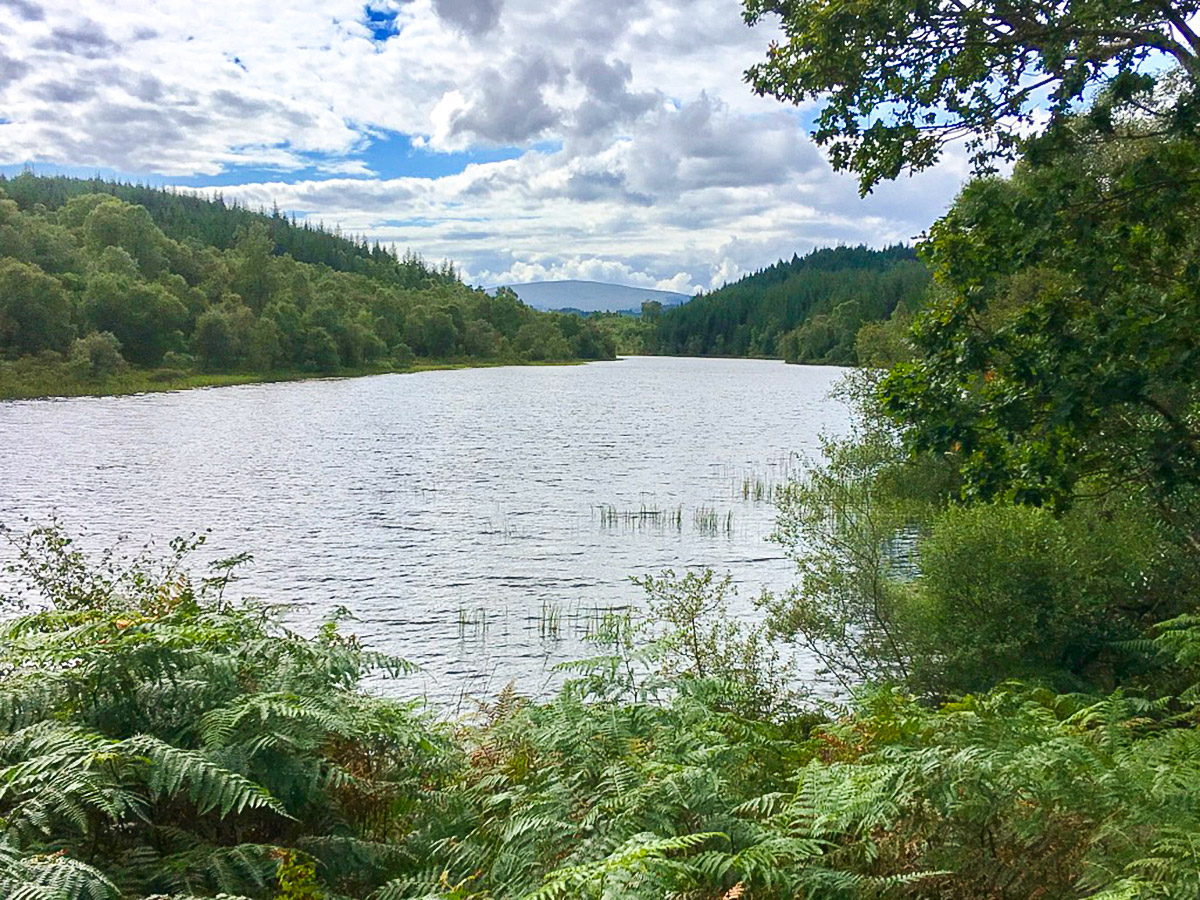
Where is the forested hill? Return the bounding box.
[654,245,929,364]
[0,172,444,289]
[0,175,615,398]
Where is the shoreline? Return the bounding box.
[0,356,596,402]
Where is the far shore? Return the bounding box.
[0,357,594,402]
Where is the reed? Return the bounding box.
[692,506,734,536]
[456,605,489,640]
[538,599,563,640]
[596,503,684,531]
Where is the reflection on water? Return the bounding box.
[0,356,850,703]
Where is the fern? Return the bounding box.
[5,525,1200,899]
[0,839,120,900]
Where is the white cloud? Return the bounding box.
[0,0,969,288]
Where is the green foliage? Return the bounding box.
[83,272,188,366]
[409,655,1200,900]
[854,303,915,369]
[635,569,802,720]
[0,525,453,900]
[655,245,929,363]
[67,331,126,379]
[766,415,1199,699]
[908,499,1192,696]
[879,129,1200,523]
[3,528,1200,899]
[0,257,75,356]
[585,311,655,356]
[192,309,237,372]
[513,319,570,361]
[743,0,1200,191]
[0,177,614,398]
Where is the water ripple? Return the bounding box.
[0,357,849,702]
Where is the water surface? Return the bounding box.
[1,357,850,703]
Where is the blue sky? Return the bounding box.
[3,132,538,187]
[0,0,969,291]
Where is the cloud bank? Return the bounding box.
[0,0,968,290]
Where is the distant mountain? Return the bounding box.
[494,280,691,313]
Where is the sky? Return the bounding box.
[0,0,971,292]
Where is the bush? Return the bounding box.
[191,307,236,371]
[0,525,453,900]
[391,341,416,368]
[161,349,195,370]
[67,330,126,379]
[905,500,1187,695]
[515,319,571,360]
[298,325,340,372]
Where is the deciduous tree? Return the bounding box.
[744,0,1200,190]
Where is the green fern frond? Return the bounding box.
[122,735,289,818]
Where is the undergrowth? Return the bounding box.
[2,527,1200,898]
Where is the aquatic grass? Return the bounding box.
[538,599,563,640]
[733,455,803,504]
[595,503,684,531]
[740,477,780,502]
[525,601,637,643]
[693,506,735,536]
[580,605,638,644]
[457,605,489,640]
[737,475,786,503]
[596,502,733,536]
[483,516,520,539]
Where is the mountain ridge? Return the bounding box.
[491,279,691,313]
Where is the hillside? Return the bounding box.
[655,245,929,364]
[496,280,690,313]
[0,173,442,289]
[0,175,616,399]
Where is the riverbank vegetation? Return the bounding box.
[4,483,1200,899]
[587,246,930,364]
[654,246,929,364]
[0,174,614,399]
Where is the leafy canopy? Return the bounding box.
[875,122,1200,519]
[743,0,1200,191]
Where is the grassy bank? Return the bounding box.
[0,356,592,401]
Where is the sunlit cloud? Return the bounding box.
[0,0,968,289]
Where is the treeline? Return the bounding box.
[650,245,929,363]
[0,175,614,397]
[0,172,455,288]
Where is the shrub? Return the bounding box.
[905,498,1194,696]
[0,525,452,899]
[67,330,126,379]
[391,341,416,369]
[161,349,195,370]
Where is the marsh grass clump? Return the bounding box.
[537,598,563,640]
[457,604,489,640]
[595,502,684,532]
[483,515,520,539]
[692,506,734,536]
[740,476,779,502]
[735,458,799,504]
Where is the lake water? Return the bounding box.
[0,357,850,704]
